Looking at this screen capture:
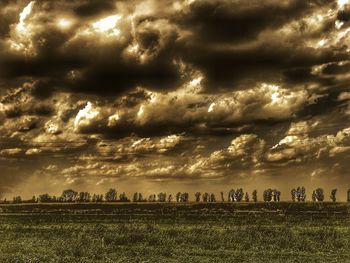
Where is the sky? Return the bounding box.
[0,0,350,200]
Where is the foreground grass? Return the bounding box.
[0,203,349,263]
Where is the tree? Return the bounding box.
[210,193,216,202]
[312,191,316,202]
[138,193,144,202]
[176,192,181,202]
[347,189,350,202]
[202,192,209,202]
[180,192,189,202]
[275,190,281,202]
[245,192,249,202]
[291,189,296,202]
[300,187,306,202]
[13,196,22,204]
[158,192,167,202]
[119,192,129,202]
[228,189,235,202]
[148,194,156,202]
[195,192,201,202]
[263,189,272,202]
[133,192,139,202]
[330,189,337,202]
[92,194,103,202]
[61,189,78,202]
[220,192,224,202]
[76,192,91,202]
[271,189,281,202]
[235,188,244,202]
[292,187,306,202]
[38,193,52,203]
[272,190,277,202]
[31,196,37,203]
[105,188,117,202]
[252,190,257,202]
[314,188,324,202]
[296,187,301,202]
[168,194,173,202]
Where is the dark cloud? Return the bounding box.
[179,41,348,91]
[337,8,350,21]
[73,0,116,17]
[0,0,346,95]
[0,0,350,197]
[176,0,325,43]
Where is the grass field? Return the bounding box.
[0,202,349,263]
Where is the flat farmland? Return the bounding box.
[0,202,349,263]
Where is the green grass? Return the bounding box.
[0,203,349,263]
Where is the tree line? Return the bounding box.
[2,187,350,204]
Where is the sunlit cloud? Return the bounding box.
[74,102,99,130]
[16,1,35,34]
[92,15,122,36]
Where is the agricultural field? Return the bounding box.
[0,202,350,263]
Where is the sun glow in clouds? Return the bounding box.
[208,102,216,113]
[74,102,99,129]
[92,15,121,36]
[137,105,144,117]
[263,83,281,104]
[189,77,202,87]
[107,113,120,127]
[57,18,73,30]
[338,0,349,7]
[17,1,35,33]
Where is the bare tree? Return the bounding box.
[347,189,350,202]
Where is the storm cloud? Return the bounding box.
[0,0,350,198]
